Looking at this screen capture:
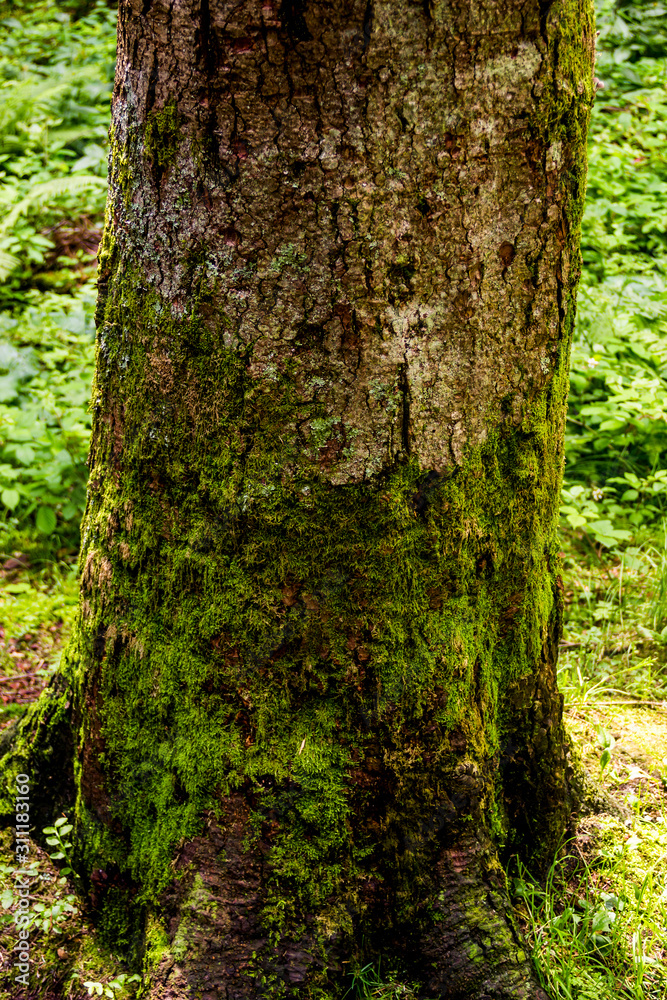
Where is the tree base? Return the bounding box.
[140,814,550,1000]
[0,674,74,828]
[419,834,550,1000]
[0,687,564,1000]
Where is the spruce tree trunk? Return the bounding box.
[3,0,595,996]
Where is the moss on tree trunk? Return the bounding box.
[1,0,595,996]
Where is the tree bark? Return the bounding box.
[1,0,595,996]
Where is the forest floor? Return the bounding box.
[0,542,667,999]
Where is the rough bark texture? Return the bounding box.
[1,1,595,997]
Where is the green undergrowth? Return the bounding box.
[0,288,96,546]
[0,545,78,730]
[510,526,667,1000]
[563,0,667,551]
[0,824,139,1000]
[558,535,667,707]
[0,559,78,636]
[0,0,113,304]
[0,0,112,544]
[516,809,667,1000]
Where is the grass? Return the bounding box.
[502,532,667,1000]
[342,965,425,999]
[558,541,667,706]
[514,837,667,1000]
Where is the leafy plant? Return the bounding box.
[30,891,79,935]
[0,1,114,308]
[562,0,667,550]
[83,974,141,999]
[0,1,113,547]
[43,814,80,882]
[595,724,616,778]
[0,823,79,935]
[514,849,667,1000]
[0,287,95,540]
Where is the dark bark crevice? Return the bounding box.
[278,0,313,43]
[0,673,76,831]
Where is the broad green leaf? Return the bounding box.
[1,487,19,509]
[35,505,57,534]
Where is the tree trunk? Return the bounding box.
[2,0,595,996]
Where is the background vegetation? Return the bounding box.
[0,0,111,548]
[0,1,667,999]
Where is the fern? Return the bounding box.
[0,3,115,300]
[0,176,107,282]
[0,76,79,143]
[48,127,101,148]
[0,250,20,282]
[0,176,107,237]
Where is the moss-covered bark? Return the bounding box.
[1,0,595,996]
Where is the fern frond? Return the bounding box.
[0,69,91,110]
[0,183,22,208]
[0,78,68,126]
[0,70,92,145]
[0,175,107,234]
[0,249,20,281]
[49,127,100,147]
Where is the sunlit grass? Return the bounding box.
[516,810,667,1000]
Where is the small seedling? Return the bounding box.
[595,724,616,778]
[0,849,77,935]
[43,816,80,882]
[83,974,141,998]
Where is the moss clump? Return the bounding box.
[536,0,596,237]
[61,241,574,987]
[95,886,139,957]
[143,102,182,170]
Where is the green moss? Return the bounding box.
[107,125,132,205]
[169,873,209,962]
[143,912,171,975]
[536,0,596,240]
[96,887,136,955]
[143,102,182,169]
[64,243,574,970]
